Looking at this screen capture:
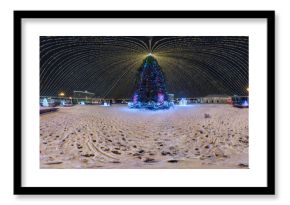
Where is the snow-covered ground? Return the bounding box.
[40,104,248,169]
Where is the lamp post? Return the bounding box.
[59,92,65,97]
[59,92,65,106]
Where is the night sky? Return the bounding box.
[40,36,248,98]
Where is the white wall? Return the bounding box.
[0,0,287,204]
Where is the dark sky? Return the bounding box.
[40,36,248,98]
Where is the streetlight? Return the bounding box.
[59,92,65,97]
[58,92,65,106]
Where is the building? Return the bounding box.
[73,90,95,104]
[198,94,231,104]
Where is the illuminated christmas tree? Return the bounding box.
[129,54,172,110]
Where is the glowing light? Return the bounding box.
[133,94,138,104]
[179,98,187,106]
[128,102,133,107]
[42,98,49,107]
[242,100,249,107]
[147,52,153,57]
[61,100,66,106]
[158,93,164,103]
[59,92,65,97]
[80,101,85,105]
[247,87,249,92]
[103,102,111,107]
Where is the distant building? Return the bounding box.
[73,90,95,99]
[73,91,95,104]
[198,94,231,104]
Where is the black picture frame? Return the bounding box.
[14,10,275,195]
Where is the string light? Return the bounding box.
[40,36,248,98]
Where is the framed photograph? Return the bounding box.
[14,10,275,195]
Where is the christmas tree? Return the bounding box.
[129,55,173,110]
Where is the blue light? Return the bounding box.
[133,93,138,103]
[103,102,110,106]
[242,100,249,107]
[42,98,49,107]
[100,101,111,107]
[61,100,66,106]
[157,93,164,103]
[179,98,187,106]
[128,102,133,107]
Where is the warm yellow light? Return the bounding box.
[247,87,249,92]
[59,92,65,97]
